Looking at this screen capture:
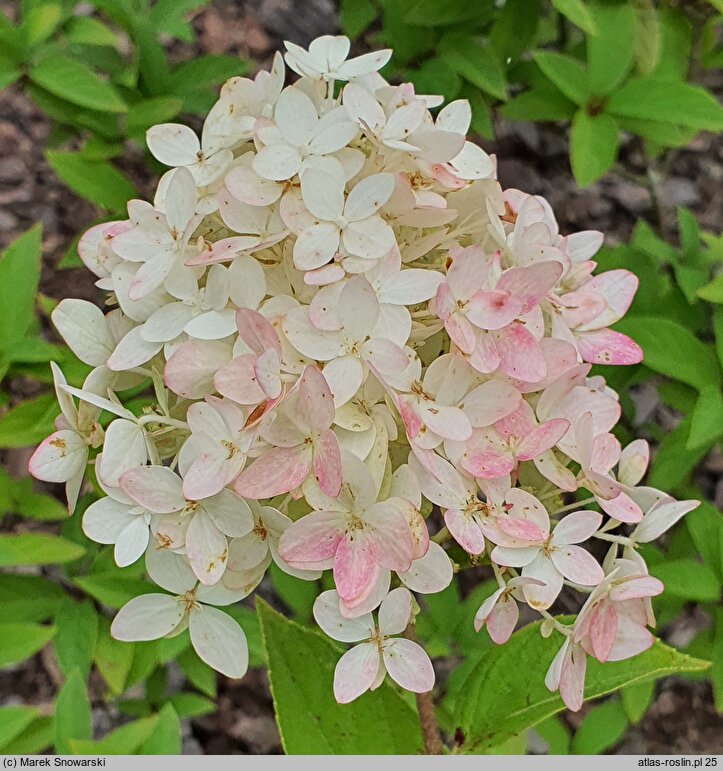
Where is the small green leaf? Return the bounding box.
[532,52,588,105]
[607,78,723,132]
[456,620,709,752]
[688,386,723,450]
[21,3,63,47]
[0,575,64,623]
[256,598,424,754]
[125,97,184,135]
[73,572,153,610]
[45,151,137,213]
[533,716,570,754]
[2,716,53,754]
[621,680,655,724]
[54,670,92,754]
[94,619,135,695]
[570,109,618,186]
[169,55,247,94]
[65,16,119,47]
[408,58,461,101]
[499,87,576,122]
[168,692,216,718]
[0,394,58,448]
[404,0,483,26]
[551,0,597,34]
[0,707,39,750]
[0,533,85,566]
[0,225,42,349]
[586,0,636,95]
[439,36,507,101]
[572,699,628,754]
[686,502,723,581]
[632,0,661,76]
[139,705,181,754]
[29,55,127,113]
[340,0,377,38]
[53,599,98,679]
[614,316,721,392]
[649,559,720,602]
[69,716,159,755]
[653,8,691,80]
[489,0,541,64]
[698,274,723,303]
[178,648,217,698]
[617,117,695,148]
[0,623,56,668]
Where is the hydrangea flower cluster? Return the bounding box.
[30,35,698,711]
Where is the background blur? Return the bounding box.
[0,0,721,755]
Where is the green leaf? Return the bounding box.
[688,386,723,450]
[715,307,723,371]
[653,8,691,81]
[0,533,85,566]
[269,563,317,622]
[2,717,53,754]
[178,648,217,698]
[340,0,377,38]
[45,151,137,213]
[570,109,618,186]
[500,87,576,122]
[617,117,695,148]
[621,680,655,724]
[53,599,98,679]
[94,619,135,695]
[139,705,181,754]
[586,0,635,95]
[0,394,58,448]
[490,0,541,64]
[614,316,721,392]
[168,692,215,718]
[439,36,507,101]
[0,707,39,751]
[54,670,92,755]
[125,97,183,135]
[74,572,153,609]
[572,699,628,754]
[713,608,723,713]
[21,2,63,47]
[607,78,723,132]
[169,55,247,95]
[69,716,158,755]
[0,623,56,668]
[404,0,483,26]
[532,52,588,105]
[551,0,597,34]
[456,620,709,752]
[632,0,661,76]
[698,274,723,303]
[649,559,720,602]
[0,225,42,348]
[256,598,424,754]
[533,716,570,754]
[408,58,461,101]
[64,16,119,47]
[29,55,126,113]
[0,575,64,622]
[686,502,723,581]
[648,416,709,493]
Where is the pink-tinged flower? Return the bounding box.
[569,412,624,501]
[409,454,545,555]
[111,167,203,300]
[165,340,233,399]
[545,636,587,711]
[233,365,343,498]
[28,363,104,512]
[390,354,472,450]
[574,558,663,663]
[629,497,700,545]
[285,35,391,83]
[225,501,321,580]
[553,270,642,366]
[112,548,248,679]
[278,452,415,608]
[492,509,604,609]
[474,577,544,644]
[451,401,569,481]
[314,588,434,703]
[284,276,408,407]
[214,309,283,406]
[178,398,255,500]
[120,465,254,585]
